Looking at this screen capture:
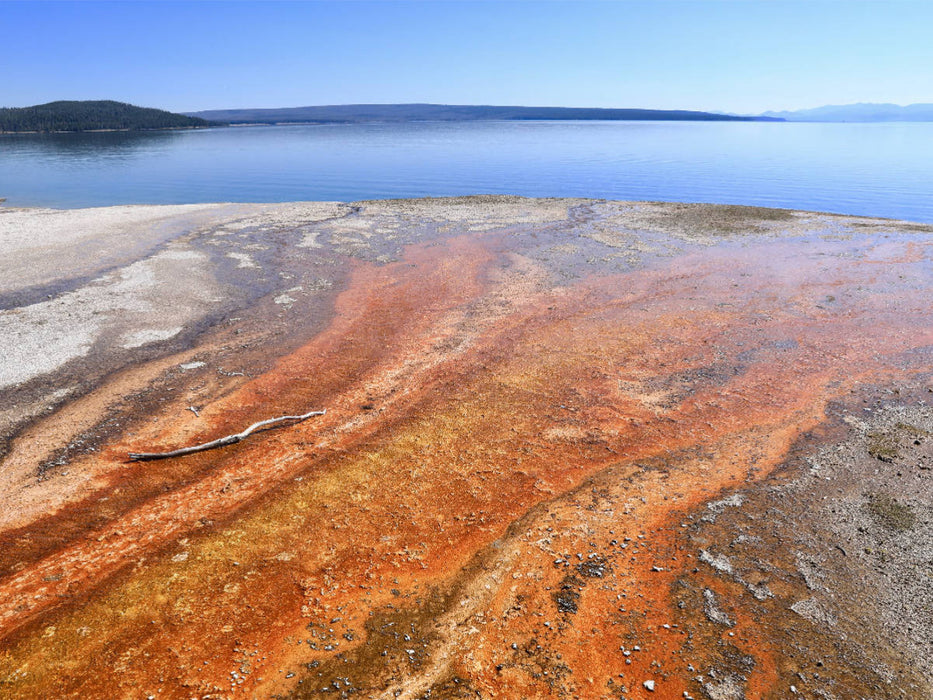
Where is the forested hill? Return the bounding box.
[0,101,214,132]
[186,103,781,124]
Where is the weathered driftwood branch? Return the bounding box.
[128,409,326,461]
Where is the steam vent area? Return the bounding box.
[2,196,933,700]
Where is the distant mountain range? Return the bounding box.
[0,101,214,133]
[760,103,933,122]
[185,103,780,124]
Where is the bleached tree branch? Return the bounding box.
[128,409,326,461]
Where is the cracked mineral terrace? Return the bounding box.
[0,197,931,699]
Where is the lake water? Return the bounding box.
[2,121,932,222]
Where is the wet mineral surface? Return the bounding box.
[0,197,931,699]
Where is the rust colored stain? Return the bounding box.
[1,224,932,699]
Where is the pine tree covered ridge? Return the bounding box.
[0,100,215,132]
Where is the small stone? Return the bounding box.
[644,679,656,691]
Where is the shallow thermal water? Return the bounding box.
[1,200,932,698]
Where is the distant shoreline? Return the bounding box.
[0,126,213,135]
[1,117,783,135]
[195,101,933,124]
[185,103,780,126]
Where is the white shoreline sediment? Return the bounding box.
[3,197,931,395]
[0,203,238,294]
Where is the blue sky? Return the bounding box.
[3,1,932,113]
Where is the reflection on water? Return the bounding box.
[1,129,182,161]
[1,121,932,222]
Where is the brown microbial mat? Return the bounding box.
[0,197,932,699]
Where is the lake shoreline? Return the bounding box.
[0,125,213,134]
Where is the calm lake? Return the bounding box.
[2,121,932,222]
